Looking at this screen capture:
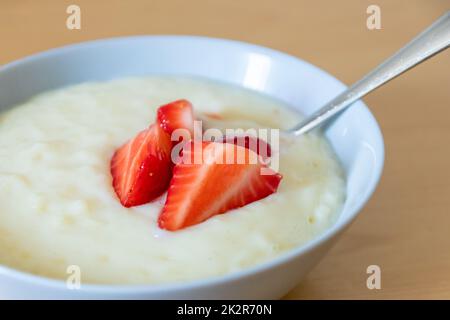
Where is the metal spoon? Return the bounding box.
[290,12,450,136]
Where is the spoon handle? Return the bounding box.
[290,12,450,136]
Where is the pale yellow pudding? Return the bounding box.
[0,76,345,284]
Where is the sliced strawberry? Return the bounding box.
[158,142,282,231]
[222,135,272,161]
[157,99,194,136]
[111,124,172,207]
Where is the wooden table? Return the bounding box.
[1,0,449,299]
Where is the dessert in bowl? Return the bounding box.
[0,36,384,299]
[0,76,344,283]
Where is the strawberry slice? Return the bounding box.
[111,124,172,207]
[222,135,272,161]
[158,142,282,231]
[157,99,194,136]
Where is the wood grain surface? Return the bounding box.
[1,0,449,299]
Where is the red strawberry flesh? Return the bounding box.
[157,99,194,136]
[158,142,282,231]
[110,124,172,207]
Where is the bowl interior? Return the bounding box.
[0,36,384,289]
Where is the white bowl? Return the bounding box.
[0,36,384,299]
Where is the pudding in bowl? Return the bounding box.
[0,76,345,285]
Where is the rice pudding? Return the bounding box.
[0,76,345,284]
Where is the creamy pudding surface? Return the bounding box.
[0,77,345,284]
